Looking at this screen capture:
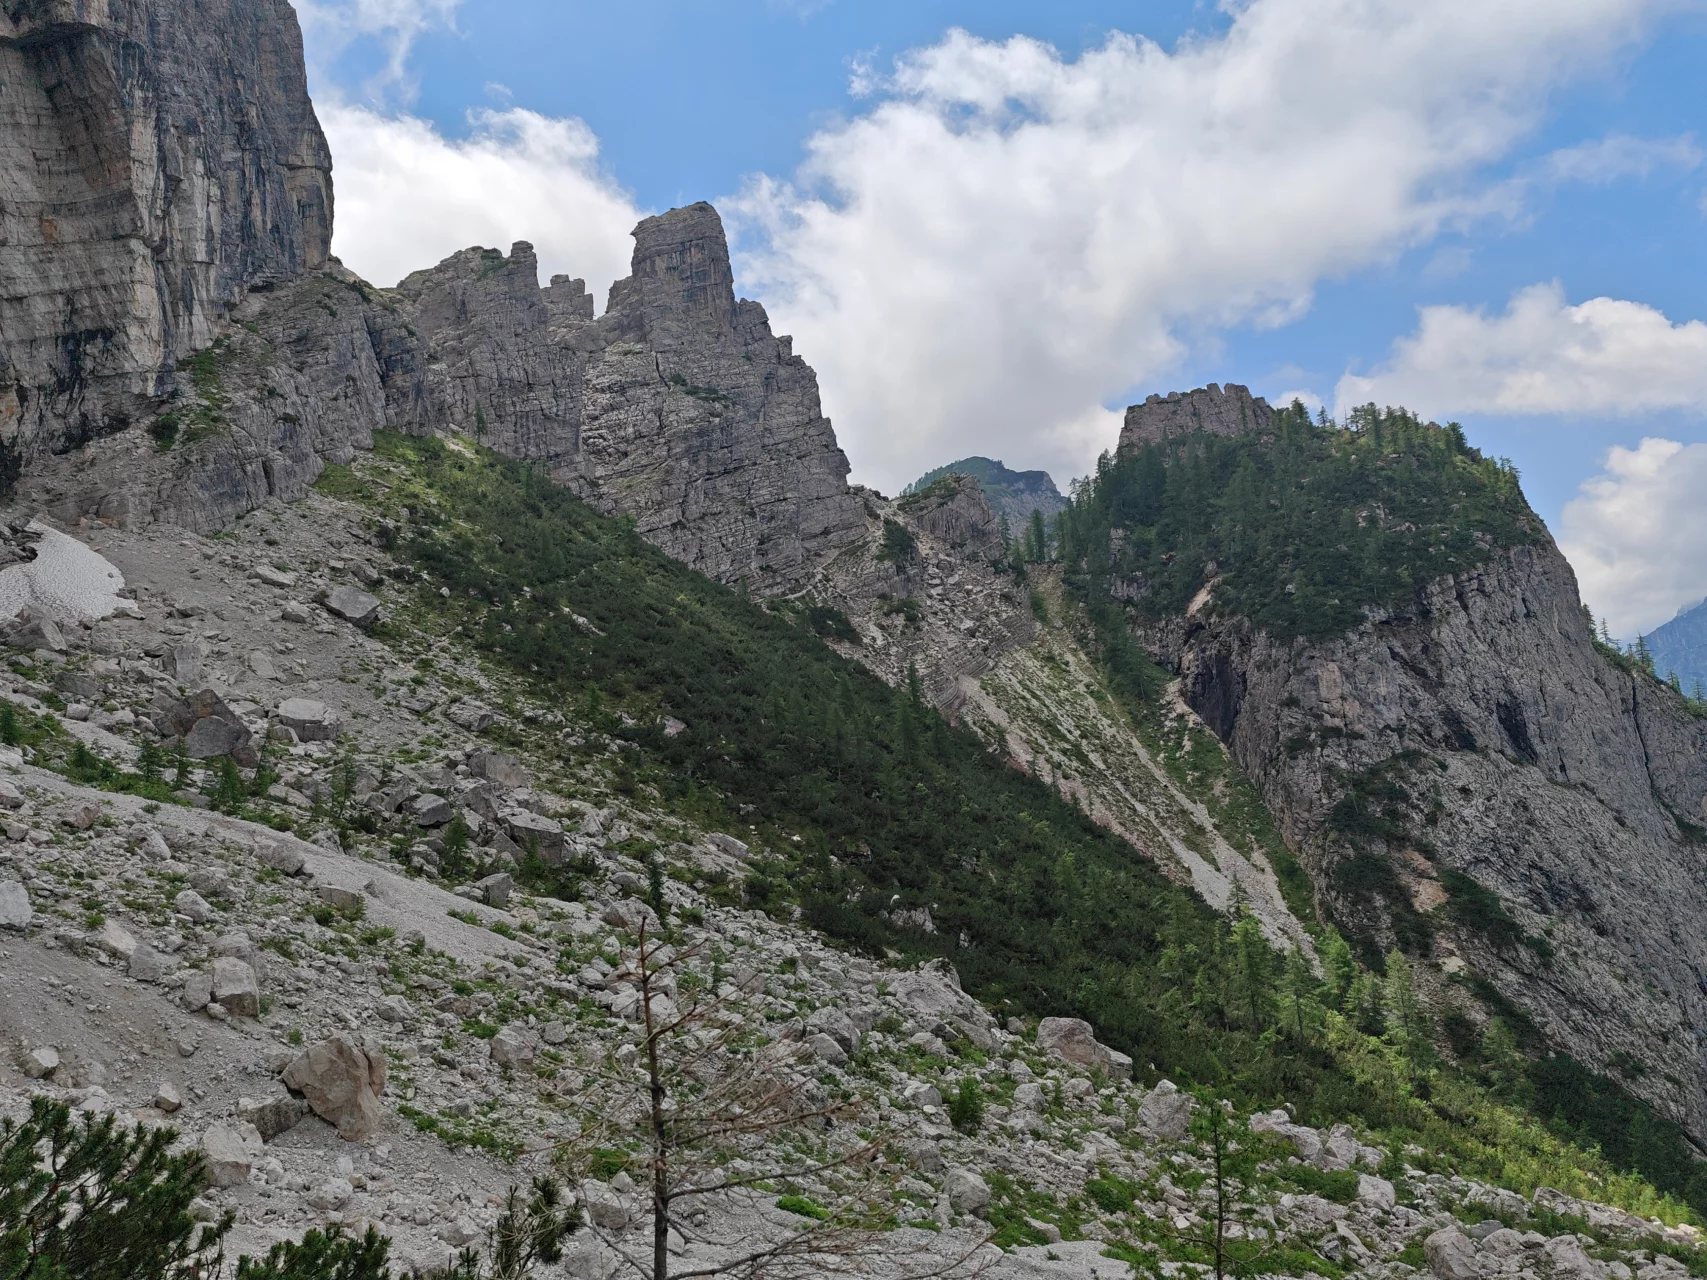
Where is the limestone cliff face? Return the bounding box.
[384,203,868,592]
[0,0,332,454]
[1150,513,1707,1140]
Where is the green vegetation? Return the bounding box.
[347,432,1700,1226]
[0,1098,229,1280]
[1057,402,1538,641]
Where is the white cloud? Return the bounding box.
[1540,133,1701,184]
[322,104,643,297]
[730,0,1680,493]
[1560,438,1707,637]
[1336,283,1707,419]
[296,0,462,100]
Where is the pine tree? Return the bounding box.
[1319,928,1357,1012]
[1232,912,1276,1029]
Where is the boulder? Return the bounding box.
[1543,1235,1607,1280]
[906,1140,945,1174]
[0,880,32,930]
[275,698,345,742]
[489,1025,537,1069]
[247,651,278,680]
[901,1080,942,1110]
[169,690,256,765]
[446,701,498,733]
[468,750,529,790]
[154,1082,182,1113]
[128,943,172,983]
[282,1035,387,1140]
[1013,1082,1047,1112]
[1424,1226,1482,1280]
[1356,1174,1396,1211]
[255,842,307,876]
[475,872,514,907]
[0,779,23,809]
[307,1178,354,1211]
[945,1167,991,1217]
[238,1093,310,1141]
[807,1033,848,1066]
[805,1006,861,1056]
[281,601,313,624]
[173,889,213,923]
[7,614,65,653]
[90,918,138,959]
[201,1122,263,1188]
[1317,1123,1364,1171]
[164,643,205,685]
[314,884,365,914]
[581,1181,629,1231]
[707,833,749,859]
[1136,1080,1194,1141]
[411,793,454,827]
[23,1046,58,1079]
[323,586,381,627]
[1037,1017,1100,1068]
[180,969,213,1012]
[1250,1109,1324,1161]
[253,565,297,588]
[211,957,261,1017]
[505,810,566,861]
[541,1021,569,1046]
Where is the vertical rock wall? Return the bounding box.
[0,0,332,453]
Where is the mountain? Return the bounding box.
[3,5,1707,1277]
[1650,598,1707,696]
[1061,390,1707,1144]
[903,457,1067,529]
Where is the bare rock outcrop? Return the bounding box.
[1154,530,1707,1140]
[0,0,331,457]
[1118,383,1273,452]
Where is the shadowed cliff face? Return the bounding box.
[0,0,332,453]
[1143,477,1707,1142]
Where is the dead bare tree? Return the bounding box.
[556,921,990,1280]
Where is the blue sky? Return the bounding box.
[299,0,1707,636]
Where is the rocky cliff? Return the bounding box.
[1113,405,1707,1141]
[1118,382,1272,452]
[0,0,332,455]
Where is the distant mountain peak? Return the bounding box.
[902,456,1066,528]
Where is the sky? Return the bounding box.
[294,0,1707,640]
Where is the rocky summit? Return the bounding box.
[1,5,1706,1280]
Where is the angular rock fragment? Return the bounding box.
[282,1035,387,1140]
[323,586,381,627]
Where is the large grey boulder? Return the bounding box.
[238,1093,310,1141]
[211,957,261,1017]
[323,586,381,627]
[805,1006,861,1056]
[282,1035,387,1140]
[505,809,566,861]
[128,943,172,984]
[1136,1080,1193,1140]
[275,698,344,742]
[201,1123,264,1188]
[1250,1108,1324,1161]
[944,1167,991,1216]
[468,750,529,789]
[1424,1226,1481,1280]
[411,792,454,827]
[489,1025,538,1069]
[0,881,32,930]
[6,613,65,653]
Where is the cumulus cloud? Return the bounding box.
[1336,283,1707,419]
[1560,438,1707,637]
[321,104,644,297]
[731,0,1678,492]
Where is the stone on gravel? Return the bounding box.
[323,586,381,627]
[807,1032,848,1066]
[281,601,313,624]
[945,1167,991,1216]
[469,750,529,789]
[202,1122,263,1188]
[275,697,344,742]
[1036,1016,1100,1068]
[0,880,32,930]
[541,1021,569,1046]
[0,779,22,809]
[253,565,297,588]
[211,957,261,1017]
[180,969,213,1012]
[282,1035,387,1141]
[446,701,498,732]
[7,614,65,652]
[239,1094,310,1141]
[1137,1080,1194,1140]
[128,943,172,983]
[256,842,307,876]
[805,1006,860,1056]
[489,1025,538,1069]
[907,1140,945,1174]
[90,918,137,959]
[174,889,213,923]
[155,1082,182,1113]
[707,832,749,859]
[308,1177,354,1210]
[23,1046,58,1079]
